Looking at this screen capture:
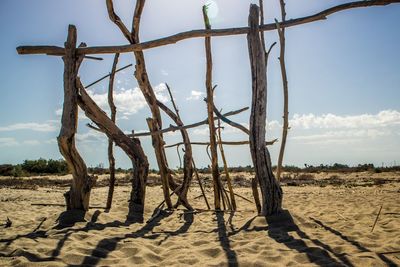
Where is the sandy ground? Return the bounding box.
[0,174,399,266]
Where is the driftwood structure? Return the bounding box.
[17,0,400,216]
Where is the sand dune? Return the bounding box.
[1,176,399,266]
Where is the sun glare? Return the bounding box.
[205,0,219,19]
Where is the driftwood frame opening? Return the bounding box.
[17,0,400,216]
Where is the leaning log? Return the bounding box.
[76,78,149,213]
[247,5,282,215]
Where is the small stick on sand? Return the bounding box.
[335,211,348,221]
[0,217,12,228]
[234,192,254,204]
[371,204,383,232]
[147,204,165,223]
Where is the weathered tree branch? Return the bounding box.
[106,0,133,43]
[276,0,290,181]
[248,5,282,215]
[217,119,236,210]
[130,107,249,137]
[76,77,149,213]
[165,139,277,148]
[105,53,119,209]
[156,84,194,210]
[203,4,222,210]
[212,103,250,135]
[17,0,400,56]
[85,63,132,89]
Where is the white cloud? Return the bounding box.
[0,137,19,147]
[289,110,400,130]
[161,69,169,76]
[87,83,169,116]
[285,110,400,144]
[23,140,40,146]
[76,130,106,143]
[186,90,205,101]
[0,122,57,132]
[0,138,41,147]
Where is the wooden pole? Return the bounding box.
[247,5,282,215]
[157,84,194,209]
[105,53,119,209]
[57,25,95,211]
[217,119,237,210]
[276,0,290,181]
[147,118,173,209]
[192,159,211,210]
[203,5,221,210]
[106,0,173,206]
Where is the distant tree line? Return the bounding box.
[1,159,399,177]
[0,158,68,177]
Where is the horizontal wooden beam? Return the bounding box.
[16,0,400,56]
[165,139,278,148]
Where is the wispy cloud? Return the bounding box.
[0,138,41,147]
[161,69,169,76]
[0,122,57,132]
[186,90,205,101]
[0,137,19,147]
[76,130,106,143]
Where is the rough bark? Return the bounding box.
[247,5,282,216]
[58,25,94,211]
[105,53,119,209]
[203,5,221,210]
[276,0,289,181]
[76,78,149,213]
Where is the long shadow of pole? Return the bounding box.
[216,211,238,267]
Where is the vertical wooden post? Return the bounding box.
[276,0,289,181]
[203,5,221,210]
[58,25,94,211]
[147,118,173,209]
[247,5,282,215]
[217,119,237,210]
[106,53,119,209]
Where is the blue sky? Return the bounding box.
[0,0,399,169]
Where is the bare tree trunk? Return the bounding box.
[106,0,172,206]
[58,25,95,211]
[76,78,149,213]
[276,0,289,181]
[203,5,222,210]
[106,53,119,209]
[247,5,282,216]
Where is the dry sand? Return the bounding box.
[0,173,399,266]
